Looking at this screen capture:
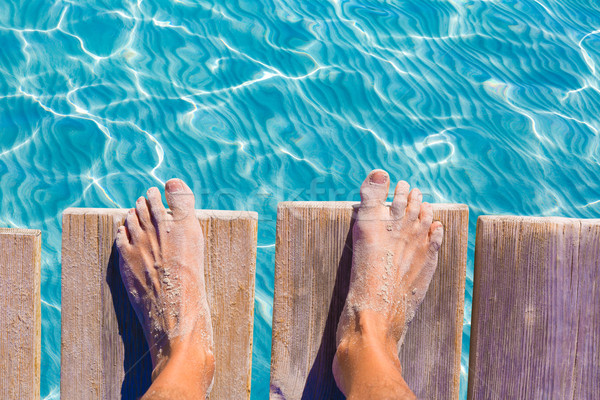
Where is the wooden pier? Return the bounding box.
[269,202,468,400]
[468,216,600,399]
[0,228,41,400]
[61,208,257,400]
[1,208,599,399]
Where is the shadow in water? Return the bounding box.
[107,243,153,399]
[302,217,356,400]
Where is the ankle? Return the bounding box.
[336,332,400,374]
[334,333,409,399]
[151,336,215,395]
[337,309,399,359]
[334,309,408,396]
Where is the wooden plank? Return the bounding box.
[0,228,41,400]
[270,202,468,399]
[468,216,600,399]
[573,220,600,399]
[61,208,257,400]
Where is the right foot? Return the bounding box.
[116,179,215,394]
[333,169,443,397]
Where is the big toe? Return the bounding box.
[359,169,390,209]
[165,178,196,219]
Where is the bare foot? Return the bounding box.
[333,169,443,398]
[116,179,215,397]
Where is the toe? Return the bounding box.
[428,221,444,255]
[405,188,422,220]
[419,202,433,229]
[135,197,153,230]
[125,209,143,243]
[359,169,390,209]
[405,221,444,295]
[146,186,167,225]
[115,225,131,251]
[165,178,196,220]
[391,180,410,218]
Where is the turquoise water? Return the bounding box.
[1,0,599,398]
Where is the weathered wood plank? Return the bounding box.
[468,216,600,399]
[61,208,257,400]
[573,220,600,399]
[0,228,41,400]
[270,202,468,399]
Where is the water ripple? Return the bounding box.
[0,0,599,398]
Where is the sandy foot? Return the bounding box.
[116,179,214,383]
[333,169,443,395]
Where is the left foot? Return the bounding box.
[116,179,215,394]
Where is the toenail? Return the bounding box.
[166,180,184,192]
[369,171,388,184]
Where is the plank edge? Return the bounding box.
[63,207,258,220]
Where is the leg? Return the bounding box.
[333,170,444,399]
[116,179,215,399]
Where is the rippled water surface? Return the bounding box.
[1,0,599,398]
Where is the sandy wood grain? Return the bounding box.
[270,202,468,400]
[61,208,257,400]
[0,228,41,400]
[468,216,600,399]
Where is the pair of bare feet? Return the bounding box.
[116,169,443,399]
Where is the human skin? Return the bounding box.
[116,179,214,399]
[116,171,442,399]
[333,169,443,399]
